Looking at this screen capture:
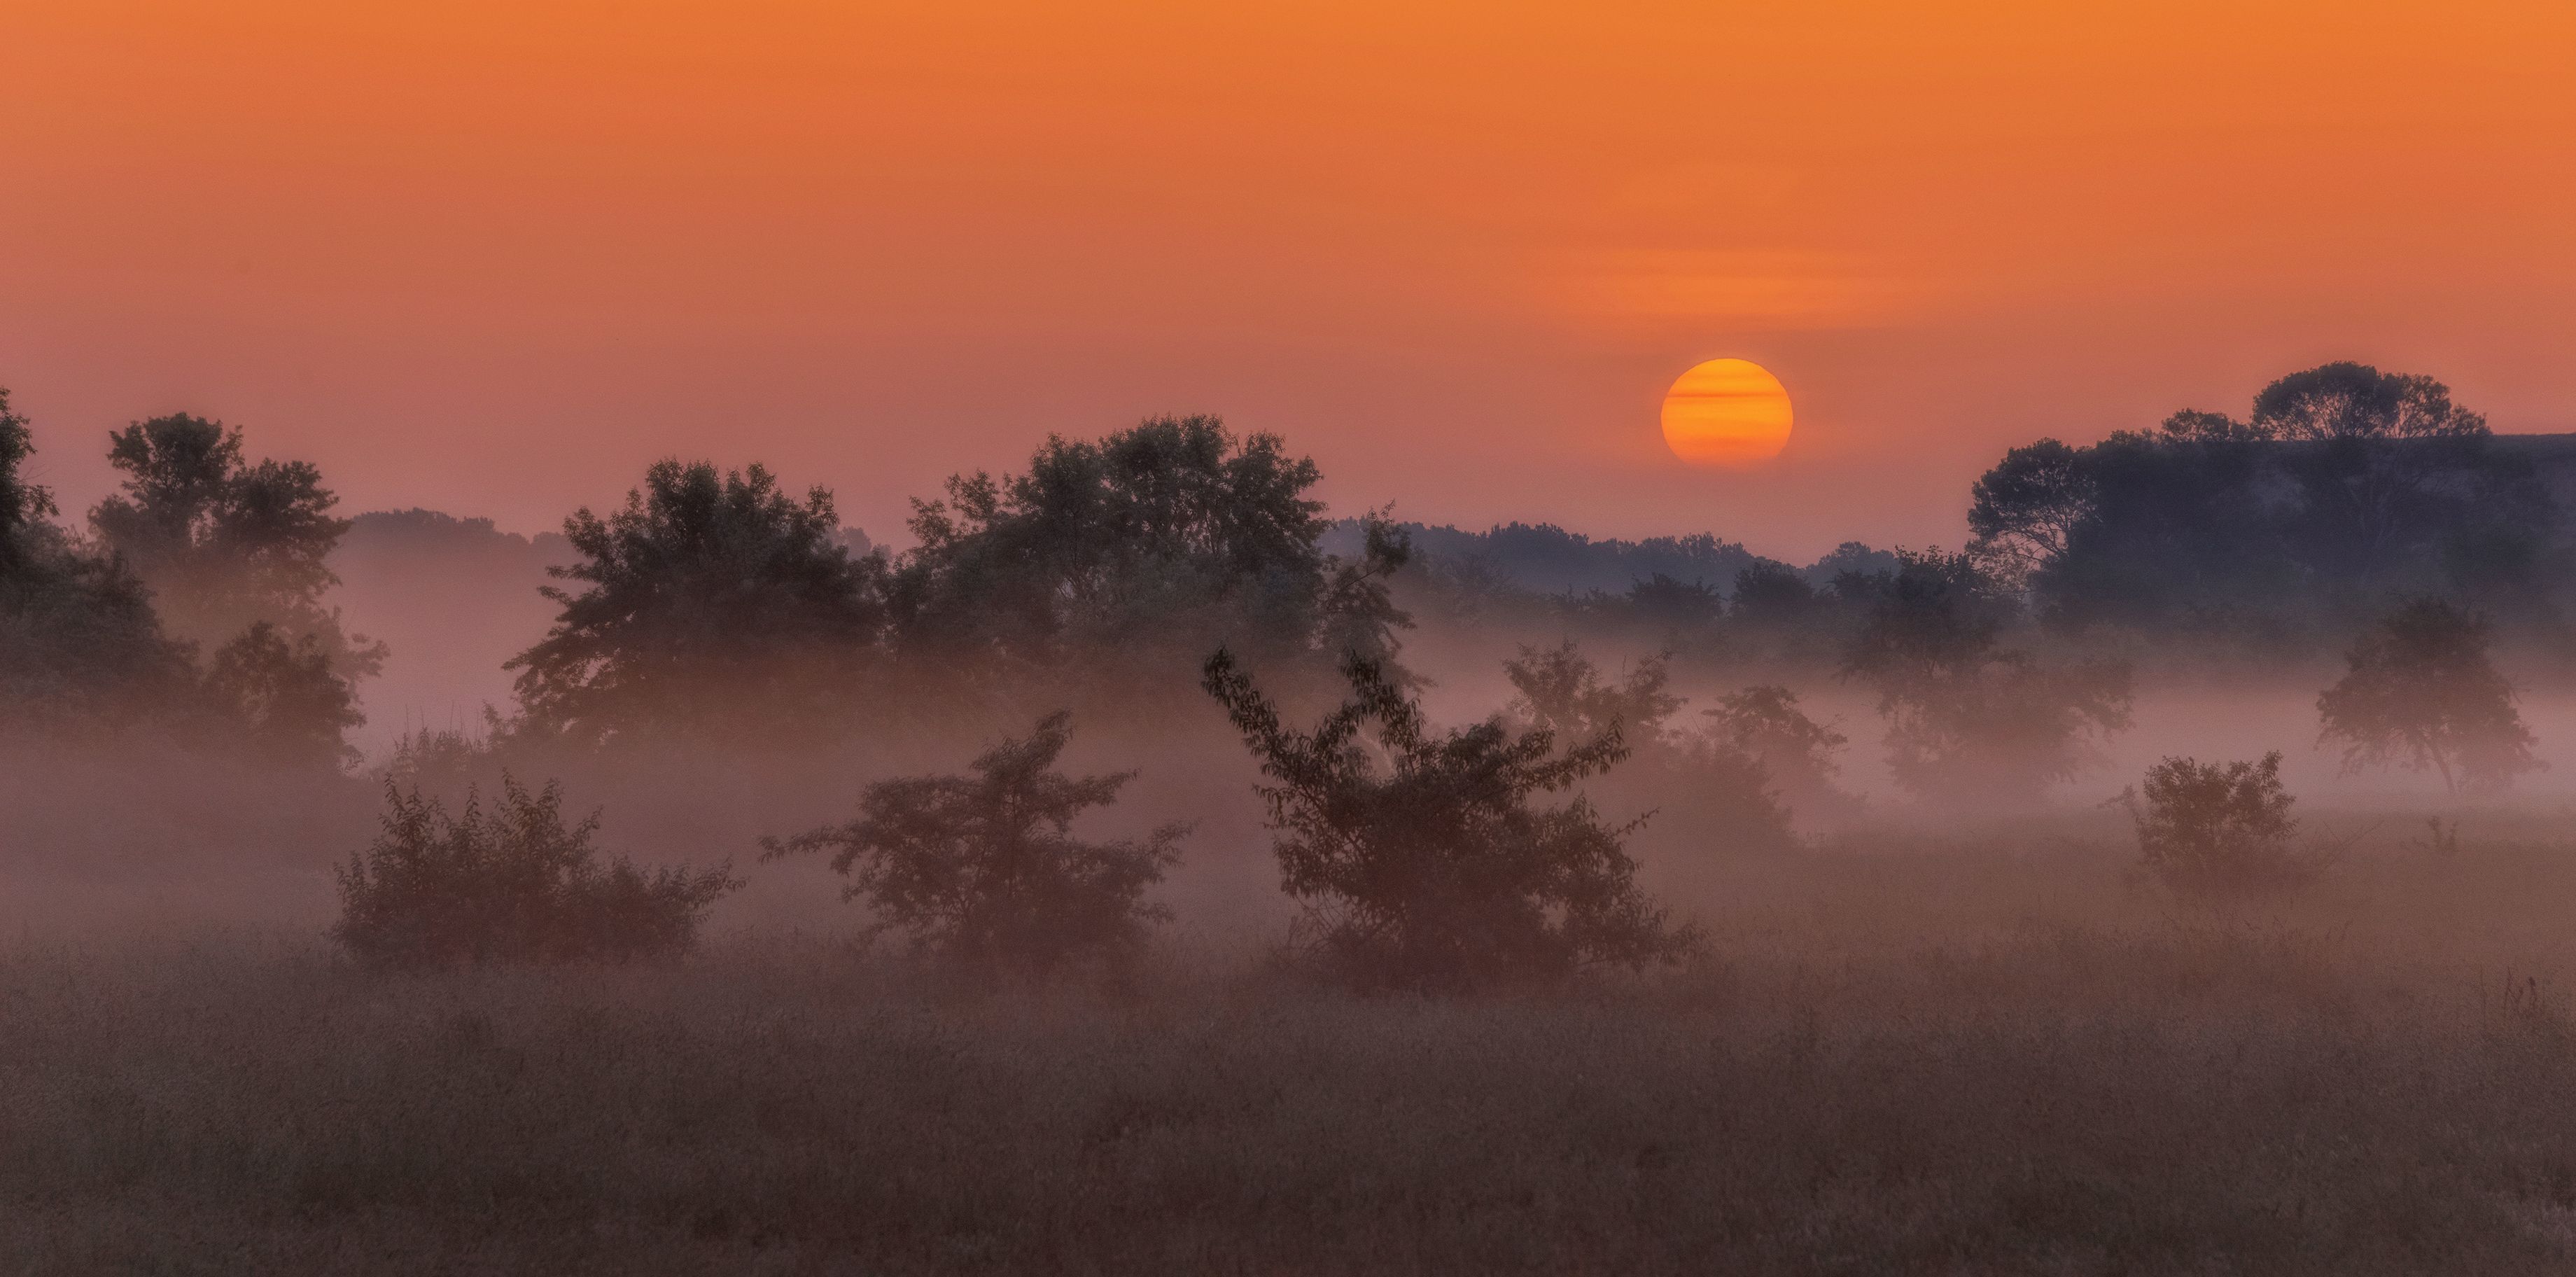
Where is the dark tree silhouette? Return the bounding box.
[2253,363,2504,582]
[1205,648,1692,991]
[203,621,364,769]
[1842,550,2132,801]
[1966,438,2094,588]
[1,390,195,726]
[2127,752,2311,899]
[2316,600,2538,794]
[1967,365,2549,642]
[0,388,45,575]
[507,460,888,744]
[763,711,1184,977]
[89,414,383,680]
[336,776,739,968]
[896,417,1410,690]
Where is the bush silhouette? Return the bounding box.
[1205,648,1692,992]
[335,776,738,968]
[2128,752,2313,900]
[763,711,1184,977]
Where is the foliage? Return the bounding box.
[336,776,738,968]
[0,390,199,727]
[895,417,1411,695]
[1966,364,2551,643]
[1842,549,2132,801]
[1503,641,1683,745]
[0,387,50,573]
[2316,599,2539,794]
[1205,648,1693,991]
[763,711,1184,976]
[507,459,888,744]
[1966,438,2095,588]
[2128,752,2314,899]
[88,413,383,679]
[1504,641,1799,849]
[202,620,364,769]
[1707,684,1856,818]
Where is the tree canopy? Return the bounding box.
[507,460,889,744]
[90,413,382,680]
[1964,363,2552,645]
[896,416,1410,694]
[2316,599,2539,794]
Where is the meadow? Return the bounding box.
[10,815,2576,1275]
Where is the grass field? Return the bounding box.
[10,821,2576,1274]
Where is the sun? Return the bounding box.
[1660,358,1793,467]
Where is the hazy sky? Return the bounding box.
[7,1,2574,560]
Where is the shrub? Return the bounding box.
[1205,648,1693,992]
[762,711,1184,977]
[2128,752,2314,899]
[335,776,738,968]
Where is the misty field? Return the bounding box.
[12,829,2576,1275]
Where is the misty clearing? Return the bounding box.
[12,365,2576,1272]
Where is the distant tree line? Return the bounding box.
[1967,362,2561,648]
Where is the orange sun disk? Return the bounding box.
[1660,358,1793,467]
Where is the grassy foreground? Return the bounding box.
[9,886,2576,1275]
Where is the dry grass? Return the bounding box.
[8,821,2576,1273]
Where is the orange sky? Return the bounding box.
[6,1,2575,559]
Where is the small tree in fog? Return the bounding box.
[1205,648,1693,992]
[1842,549,2132,802]
[202,621,363,769]
[336,776,739,968]
[1505,641,1798,850]
[2128,752,2312,899]
[89,413,384,681]
[1707,685,1858,818]
[762,711,1185,977]
[1504,641,1683,745]
[2317,599,2538,794]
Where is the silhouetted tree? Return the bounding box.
[507,460,888,744]
[2253,363,2511,584]
[1623,573,1724,635]
[336,776,739,968]
[1205,648,1693,991]
[1966,438,2094,589]
[895,417,1410,695]
[1842,550,2132,801]
[2316,600,2538,794]
[2127,752,2312,899]
[1,390,196,727]
[89,414,383,680]
[1969,365,2552,643]
[202,621,364,769]
[763,711,1184,977]
[0,388,43,575]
